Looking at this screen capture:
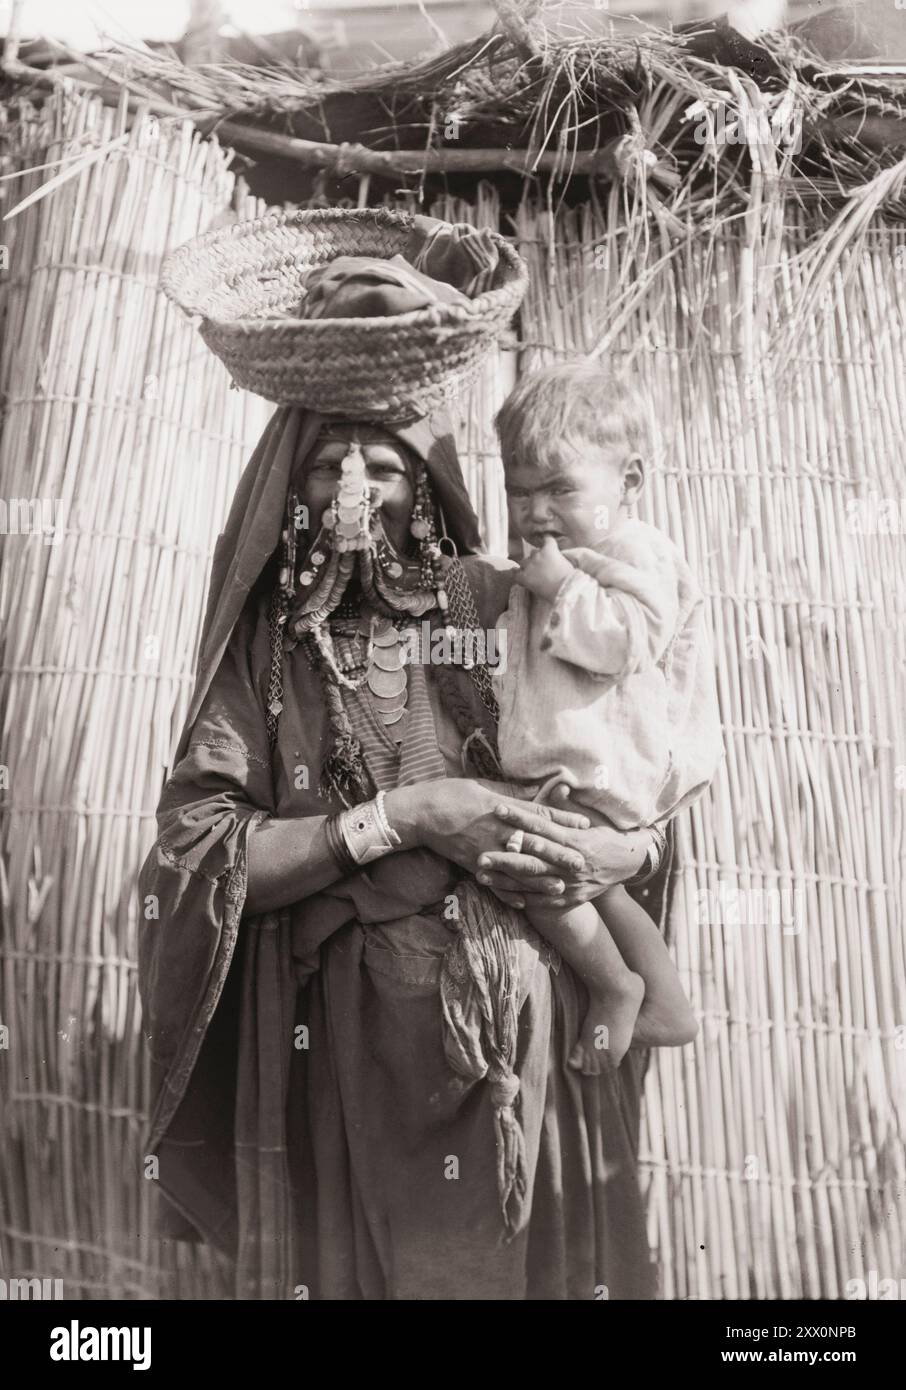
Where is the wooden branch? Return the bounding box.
[4,55,906,189]
[0,56,614,176]
[208,118,622,177]
[807,113,906,153]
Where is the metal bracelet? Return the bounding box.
[338,795,400,866]
[372,789,401,848]
[624,826,666,889]
[325,813,356,873]
[647,825,668,877]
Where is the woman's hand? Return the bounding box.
[474,784,654,909]
[385,779,591,907]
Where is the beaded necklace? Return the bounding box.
[265,430,498,792]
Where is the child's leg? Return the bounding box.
[596,885,698,1048]
[524,899,644,1073]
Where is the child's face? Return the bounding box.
[504,438,642,551]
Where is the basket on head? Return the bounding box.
[160,206,528,422]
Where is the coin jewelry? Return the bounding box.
[267,428,497,796]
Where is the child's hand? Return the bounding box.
[514,536,574,602]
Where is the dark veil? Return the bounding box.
[174,404,484,770]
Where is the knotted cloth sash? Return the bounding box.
[440,878,553,1240]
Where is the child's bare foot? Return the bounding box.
[568,972,645,1074]
[630,993,699,1049]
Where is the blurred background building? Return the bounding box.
[2,1,904,68]
[200,2,906,70]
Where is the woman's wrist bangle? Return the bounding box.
[372,789,400,846]
[334,791,402,867]
[624,825,667,889]
[647,826,667,875]
[325,813,356,873]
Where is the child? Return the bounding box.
[491,362,724,1070]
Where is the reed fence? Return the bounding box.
[511,189,906,1298]
[0,86,903,1299]
[0,89,270,1298]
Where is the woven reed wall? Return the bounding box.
[512,191,906,1299]
[1,92,904,1299]
[0,91,271,1297]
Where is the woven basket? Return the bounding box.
[160,206,528,421]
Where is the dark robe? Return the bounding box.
[137,406,667,1299]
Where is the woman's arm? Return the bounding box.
[243,792,438,917]
[244,778,592,917]
[245,813,352,916]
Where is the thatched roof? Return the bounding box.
[3,10,906,218]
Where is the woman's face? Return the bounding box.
[300,437,416,554]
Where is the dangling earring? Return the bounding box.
[282,486,329,593]
[409,466,432,542]
[278,489,299,598]
[410,464,449,613]
[374,534,403,580]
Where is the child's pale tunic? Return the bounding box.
[493,517,724,829]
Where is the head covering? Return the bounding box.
[174,404,483,768]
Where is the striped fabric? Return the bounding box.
[343,658,447,791]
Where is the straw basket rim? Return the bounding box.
[159,205,528,418]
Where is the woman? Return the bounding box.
[140,219,673,1299]
[138,401,672,1301]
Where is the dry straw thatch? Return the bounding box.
[28,10,906,196]
[1,8,905,1298]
